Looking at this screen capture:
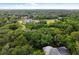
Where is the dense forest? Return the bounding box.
[0,9,79,19]
[0,9,79,55]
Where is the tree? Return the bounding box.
[64,25,73,34]
[9,44,33,55]
[71,31,79,41]
[1,43,10,54]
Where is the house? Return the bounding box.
[22,15,33,23]
[24,18,32,23]
[58,17,63,20]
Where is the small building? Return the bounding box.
[24,18,32,23]
[58,17,64,20]
[22,15,33,23]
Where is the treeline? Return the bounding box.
[0,9,79,19]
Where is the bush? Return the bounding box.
[71,31,79,41]
[0,18,8,27]
[8,24,18,30]
[14,34,28,46]
[32,49,45,55]
[75,41,79,54]
[65,36,76,54]
[70,31,79,54]
[40,20,47,24]
[40,33,53,46]
[9,44,33,55]
[64,25,73,34]
[25,22,47,29]
[1,43,10,55]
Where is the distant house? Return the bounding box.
[22,15,33,23]
[58,17,63,20]
[24,18,32,23]
[22,15,40,24]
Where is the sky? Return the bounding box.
[0,3,79,9]
[0,0,79,3]
[0,0,79,9]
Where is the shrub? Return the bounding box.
[14,34,28,46]
[32,49,45,55]
[75,41,79,54]
[64,25,73,34]
[71,31,79,41]
[1,43,10,54]
[10,44,33,55]
[65,36,76,54]
[40,33,53,47]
